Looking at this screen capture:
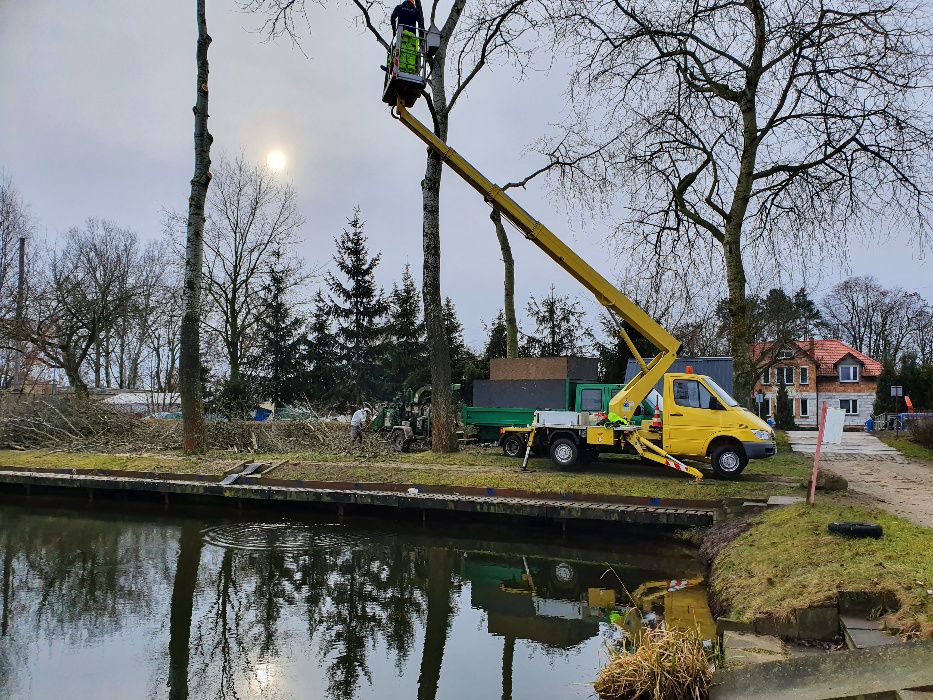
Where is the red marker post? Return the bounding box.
[808,401,829,505]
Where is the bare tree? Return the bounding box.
[180,0,213,454]
[547,0,933,402]
[192,154,305,385]
[0,171,33,389]
[823,275,930,365]
[20,221,138,396]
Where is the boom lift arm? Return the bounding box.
[393,100,680,420]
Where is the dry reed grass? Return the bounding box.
[594,627,712,700]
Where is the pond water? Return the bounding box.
[0,497,711,700]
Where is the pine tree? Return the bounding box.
[327,208,388,405]
[483,311,510,361]
[302,289,338,405]
[386,265,428,392]
[775,379,796,430]
[247,249,307,405]
[523,285,587,357]
[443,296,482,402]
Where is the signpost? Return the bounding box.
[808,402,829,505]
[891,385,903,438]
[755,392,764,419]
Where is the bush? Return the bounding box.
[911,418,933,449]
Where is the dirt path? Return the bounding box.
[786,432,933,527]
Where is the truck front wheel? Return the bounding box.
[710,444,747,479]
[549,438,580,471]
[501,434,525,458]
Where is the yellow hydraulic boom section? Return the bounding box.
[394,101,680,420]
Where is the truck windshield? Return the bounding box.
[704,378,739,407]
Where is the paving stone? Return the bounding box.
[711,639,933,700]
[841,614,883,631]
[723,631,785,653]
[767,495,806,506]
[846,626,901,650]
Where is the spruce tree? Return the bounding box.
[386,264,428,392]
[483,311,509,361]
[775,379,796,430]
[302,289,338,405]
[247,249,306,405]
[327,208,388,405]
[523,285,587,357]
[443,296,483,402]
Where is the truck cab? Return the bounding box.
[656,372,776,478]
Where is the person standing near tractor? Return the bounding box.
[350,407,371,447]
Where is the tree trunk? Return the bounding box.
[422,40,457,452]
[500,635,514,700]
[167,522,202,700]
[724,235,752,404]
[422,149,456,451]
[179,0,212,454]
[490,209,518,358]
[61,350,88,398]
[724,102,760,406]
[417,548,456,700]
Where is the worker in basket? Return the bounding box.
[390,0,425,75]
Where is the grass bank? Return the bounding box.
[877,434,933,464]
[0,439,812,501]
[711,501,933,638]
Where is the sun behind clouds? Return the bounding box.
[266,149,286,172]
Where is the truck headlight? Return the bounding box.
[751,429,772,441]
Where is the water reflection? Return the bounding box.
[0,499,707,700]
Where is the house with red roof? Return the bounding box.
[751,339,883,427]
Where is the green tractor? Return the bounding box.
[372,385,433,452]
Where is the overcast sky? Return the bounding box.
[1,1,930,349]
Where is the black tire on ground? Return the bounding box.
[828,522,883,539]
[549,437,580,471]
[710,443,748,479]
[501,434,526,458]
[392,430,408,452]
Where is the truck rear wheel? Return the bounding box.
[549,437,579,471]
[711,444,747,479]
[501,434,525,458]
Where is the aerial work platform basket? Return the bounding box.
[382,24,440,107]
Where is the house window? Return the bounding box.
[839,398,859,415]
[580,388,602,412]
[839,365,860,382]
[761,368,772,385]
[777,349,794,360]
[799,366,809,385]
[799,398,809,417]
[778,367,794,385]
